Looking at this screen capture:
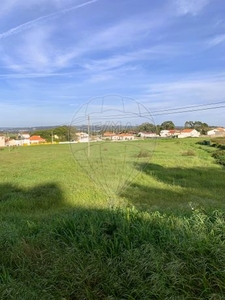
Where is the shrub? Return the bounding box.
[196,140,210,146]
[212,150,225,166]
[181,150,196,156]
[136,150,151,158]
[211,138,225,145]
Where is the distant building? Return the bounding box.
[178,129,200,138]
[29,135,46,144]
[207,127,225,137]
[5,139,20,146]
[116,133,135,140]
[76,132,89,143]
[138,132,158,138]
[102,132,135,141]
[18,133,30,139]
[160,130,170,137]
[160,129,180,138]
[0,136,5,147]
[5,138,30,146]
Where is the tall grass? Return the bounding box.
[1,208,225,299]
[0,139,225,298]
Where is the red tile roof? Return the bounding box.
[181,129,194,133]
[169,130,180,134]
[216,127,225,131]
[103,132,115,137]
[118,133,134,137]
[29,135,46,141]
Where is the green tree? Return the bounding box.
[160,121,175,130]
[184,121,194,128]
[184,121,209,135]
[138,122,156,133]
[32,129,52,142]
[54,125,77,141]
[32,125,77,142]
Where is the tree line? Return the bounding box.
[29,121,211,141]
[31,125,77,142]
[137,120,210,135]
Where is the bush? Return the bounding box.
[181,150,196,156]
[196,140,211,146]
[136,150,151,158]
[212,150,225,166]
[211,138,225,145]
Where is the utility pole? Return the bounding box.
[88,115,90,158]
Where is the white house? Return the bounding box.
[178,129,200,138]
[29,135,46,144]
[19,139,30,146]
[138,132,158,138]
[160,130,181,138]
[76,132,89,143]
[6,138,31,146]
[103,132,135,141]
[0,136,5,147]
[160,130,170,137]
[18,133,30,139]
[116,133,135,141]
[5,139,20,146]
[207,128,225,136]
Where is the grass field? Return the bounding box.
[0,138,225,299]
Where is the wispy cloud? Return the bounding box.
[0,0,99,40]
[0,0,76,17]
[145,73,225,105]
[174,0,210,16]
[0,10,170,75]
[207,34,225,48]
[83,45,185,73]
[0,0,225,127]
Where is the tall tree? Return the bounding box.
[137,122,156,133]
[160,121,175,130]
[184,121,209,134]
[184,121,194,128]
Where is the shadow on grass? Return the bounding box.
[0,182,66,211]
[120,163,225,213]
[1,205,225,299]
[139,163,225,190]
[0,178,225,298]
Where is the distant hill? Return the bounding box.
[0,125,62,133]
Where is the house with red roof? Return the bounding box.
[103,132,135,141]
[160,129,181,138]
[29,135,46,144]
[178,129,200,138]
[207,127,225,137]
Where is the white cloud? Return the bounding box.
[144,73,225,106]
[207,34,225,48]
[83,44,189,73]
[0,0,99,40]
[174,0,210,16]
[0,9,171,76]
[0,0,81,17]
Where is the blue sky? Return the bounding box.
[0,0,225,127]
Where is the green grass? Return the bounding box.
[0,139,225,299]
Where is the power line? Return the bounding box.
[152,105,225,116]
[150,101,225,114]
[71,102,225,122]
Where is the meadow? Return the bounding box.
[0,138,225,299]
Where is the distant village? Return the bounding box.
[0,126,225,148]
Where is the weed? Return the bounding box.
[136,149,151,158]
[181,150,196,156]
